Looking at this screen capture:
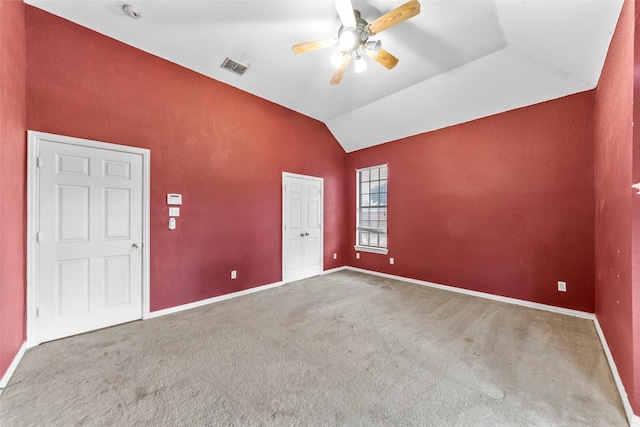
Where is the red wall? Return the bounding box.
[594,0,637,415]
[346,92,596,312]
[25,7,347,311]
[0,0,27,380]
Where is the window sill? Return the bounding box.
[354,245,389,255]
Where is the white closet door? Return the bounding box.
[283,174,323,283]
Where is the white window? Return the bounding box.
[355,164,388,254]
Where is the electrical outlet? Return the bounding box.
[333,253,337,260]
[558,281,566,292]
[231,270,237,279]
[356,253,360,259]
[390,257,394,264]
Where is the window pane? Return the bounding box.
[359,231,369,246]
[369,233,379,247]
[360,170,370,181]
[379,234,387,248]
[360,194,370,207]
[380,167,388,180]
[370,168,379,180]
[361,182,370,195]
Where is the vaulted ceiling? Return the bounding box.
[25,0,623,152]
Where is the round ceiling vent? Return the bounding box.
[122,4,142,19]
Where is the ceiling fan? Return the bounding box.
[293,0,421,85]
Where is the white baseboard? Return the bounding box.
[322,266,347,275]
[344,267,594,319]
[148,280,284,319]
[0,342,29,392]
[593,318,639,426]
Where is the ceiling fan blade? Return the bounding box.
[292,38,338,54]
[368,0,421,35]
[334,0,357,29]
[330,54,351,85]
[366,48,399,70]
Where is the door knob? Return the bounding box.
[132,243,139,249]
[300,233,305,237]
[305,232,309,236]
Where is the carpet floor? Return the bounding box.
[0,270,628,426]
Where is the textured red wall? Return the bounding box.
[594,0,636,414]
[0,0,27,380]
[25,7,347,311]
[347,93,595,312]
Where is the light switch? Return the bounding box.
[169,207,180,217]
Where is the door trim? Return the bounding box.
[282,172,324,284]
[26,131,151,345]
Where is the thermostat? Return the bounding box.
[167,193,182,205]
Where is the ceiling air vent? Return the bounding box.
[220,58,249,76]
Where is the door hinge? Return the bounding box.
[36,157,42,168]
[36,307,39,317]
[284,224,287,231]
[36,232,41,242]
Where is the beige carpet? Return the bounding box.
[0,270,627,426]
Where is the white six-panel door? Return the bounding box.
[36,139,144,343]
[283,174,323,283]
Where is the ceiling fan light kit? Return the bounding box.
[292,0,421,85]
[365,40,382,56]
[354,55,367,73]
[330,52,345,68]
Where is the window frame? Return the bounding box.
[354,164,389,255]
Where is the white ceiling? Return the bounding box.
[25,0,623,152]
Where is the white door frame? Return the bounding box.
[26,131,151,346]
[282,172,324,284]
